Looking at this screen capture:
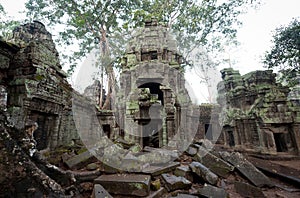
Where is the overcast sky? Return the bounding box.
[1,0,299,103]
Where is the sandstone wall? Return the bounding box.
[217,68,300,155]
[0,22,79,150]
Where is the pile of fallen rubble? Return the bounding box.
[44,138,299,198]
[1,109,300,198]
[1,107,300,197]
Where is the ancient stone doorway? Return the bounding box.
[228,131,235,147]
[102,124,111,139]
[140,119,161,148]
[138,82,164,148]
[31,112,57,150]
[205,124,212,140]
[273,133,288,152]
[138,82,164,105]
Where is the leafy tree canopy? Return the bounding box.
[264,19,300,71]
[263,19,300,86]
[24,0,259,74]
[0,4,20,40]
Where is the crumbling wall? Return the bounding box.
[0,40,19,110]
[0,21,79,150]
[195,104,221,144]
[217,68,300,155]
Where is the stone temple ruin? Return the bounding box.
[217,68,300,155]
[0,21,79,150]
[0,19,300,197]
[116,19,199,149]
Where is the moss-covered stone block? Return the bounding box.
[94,174,151,197]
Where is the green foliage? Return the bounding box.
[25,0,141,74]
[125,0,258,58]
[276,69,298,87]
[0,4,20,40]
[264,19,300,70]
[263,19,300,87]
[24,0,258,75]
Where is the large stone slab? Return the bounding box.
[92,184,113,198]
[64,150,96,169]
[143,146,179,159]
[174,165,193,182]
[234,181,266,198]
[198,184,228,198]
[94,174,151,197]
[171,194,198,198]
[220,152,273,187]
[161,174,192,192]
[143,162,180,176]
[138,151,172,164]
[189,162,218,185]
[186,146,198,156]
[172,193,198,198]
[193,147,234,178]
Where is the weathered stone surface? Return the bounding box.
[102,162,121,174]
[234,181,266,198]
[142,162,180,176]
[220,152,273,187]
[247,156,300,186]
[83,80,106,106]
[116,18,198,149]
[194,139,214,150]
[138,151,172,164]
[0,86,7,109]
[94,174,151,197]
[64,150,95,169]
[186,146,198,156]
[73,170,101,182]
[189,162,218,185]
[129,143,143,153]
[161,174,192,192]
[92,184,113,198]
[171,194,198,198]
[193,146,234,178]
[174,165,193,182]
[4,21,80,151]
[151,179,161,191]
[174,165,190,177]
[146,187,167,198]
[143,146,180,160]
[198,184,228,198]
[217,68,300,155]
[86,163,99,171]
[0,115,65,197]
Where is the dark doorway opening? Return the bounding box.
[228,131,235,147]
[141,51,158,61]
[138,82,163,148]
[138,83,164,105]
[274,133,288,152]
[31,112,57,150]
[205,124,212,140]
[141,119,161,148]
[102,124,111,138]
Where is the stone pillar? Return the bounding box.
[261,128,277,154]
[292,124,300,155]
[288,75,300,155]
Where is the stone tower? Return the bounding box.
[116,19,199,149]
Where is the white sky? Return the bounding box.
[1,0,300,103]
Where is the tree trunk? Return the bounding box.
[98,25,115,110]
